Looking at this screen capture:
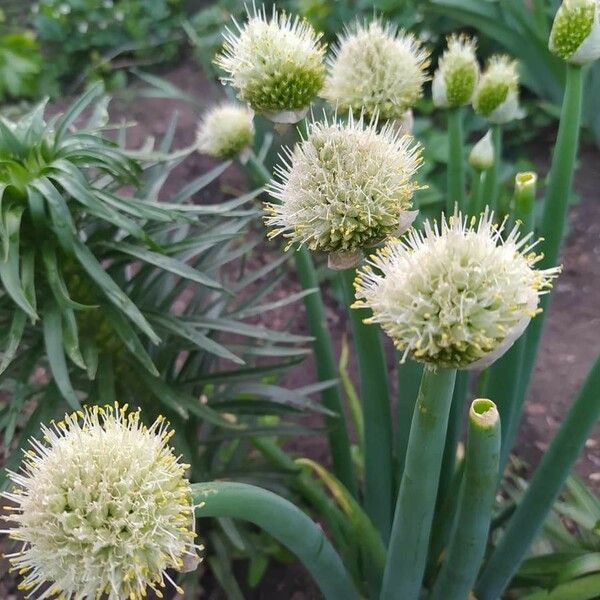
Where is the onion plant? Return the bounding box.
[3,1,600,599]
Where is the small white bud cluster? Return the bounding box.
[197,103,255,159]
[549,0,600,64]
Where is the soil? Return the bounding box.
[1,61,599,598]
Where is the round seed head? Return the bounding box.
[549,0,600,64]
[197,103,255,159]
[432,34,480,108]
[265,112,423,262]
[354,211,561,369]
[469,130,495,172]
[473,55,524,124]
[322,20,430,120]
[2,404,200,600]
[215,4,326,123]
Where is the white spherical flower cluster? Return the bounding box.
[354,211,561,369]
[322,20,430,120]
[2,404,200,600]
[197,103,255,159]
[432,34,480,108]
[473,55,525,124]
[215,5,326,123]
[549,0,600,64]
[265,112,423,267]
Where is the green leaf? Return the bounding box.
[42,298,81,409]
[0,309,26,374]
[0,204,37,319]
[71,238,160,344]
[55,82,104,143]
[62,306,86,370]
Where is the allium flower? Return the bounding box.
[473,56,525,124]
[354,211,561,369]
[469,130,495,172]
[432,34,480,108]
[549,0,600,64]
[265,112,423,268]
[2,404,200,600]
[197,103,255,159]
[322,21,430,120]
[215,5,326,123]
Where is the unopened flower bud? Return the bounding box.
[473,56,525,124]
[432,34,480,108]
[215,5,326,123]
[469,130,494,172]
[549,0,600,64]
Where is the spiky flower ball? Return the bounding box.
[432,34,480,108]
[354,211,560,369]
[197,103,255,159]
[473,55,524,124]
[2,404,200,600]
[469,130,495,172]
[322,21,430,120]
[265,112,423,267]
[215,5,326,123]
[549,0,600,64]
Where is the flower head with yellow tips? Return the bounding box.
[1,404,200,600]
[322,20,430,120]
[215,4,326,123]
[354,210,561,369]
[473,55,524,124]
[264,111,423,268]
[549,0,600,64]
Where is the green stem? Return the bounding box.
[481,125,502,213]
[430,399,501,600]
[395,356,423,476]
[246,152,356,497]
[476,353,600,600]
[381,366,457,600]
[518,64,584,410]
[468,170,485,215]
[447,107,466,214]
[192,481,360,600]
[340,268,393,544]
[489,172,537,475]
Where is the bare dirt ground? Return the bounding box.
[1,61,599,598]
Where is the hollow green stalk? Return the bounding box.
[476,353,600,600]
[489,172,537,475]
[468,171,485,215]
[340,268,393,543]
[395,357,423,476]
[481,125,502,212]
[518,64,584,408]
[430,399,501,600]
[381,366,457,600]
[192,481,360,600]
[246,152,356,497]
[447,107,466,213]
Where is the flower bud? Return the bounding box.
[197,103,255,159]
[354,210,561,369]
[322,20,430,120]
[473,55,525,124]
[469,130,494,172]
[2,404,200,599]
[549,0,600,64]
[432,34,480,108]
[215,5,326,123]
[265,112,423,266]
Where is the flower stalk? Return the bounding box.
[340,267,393,543]
[447,107,466,213]
[481,124,502,212]
[476,353,600,599]
[381,366,457,600]
[430,399,501,600]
